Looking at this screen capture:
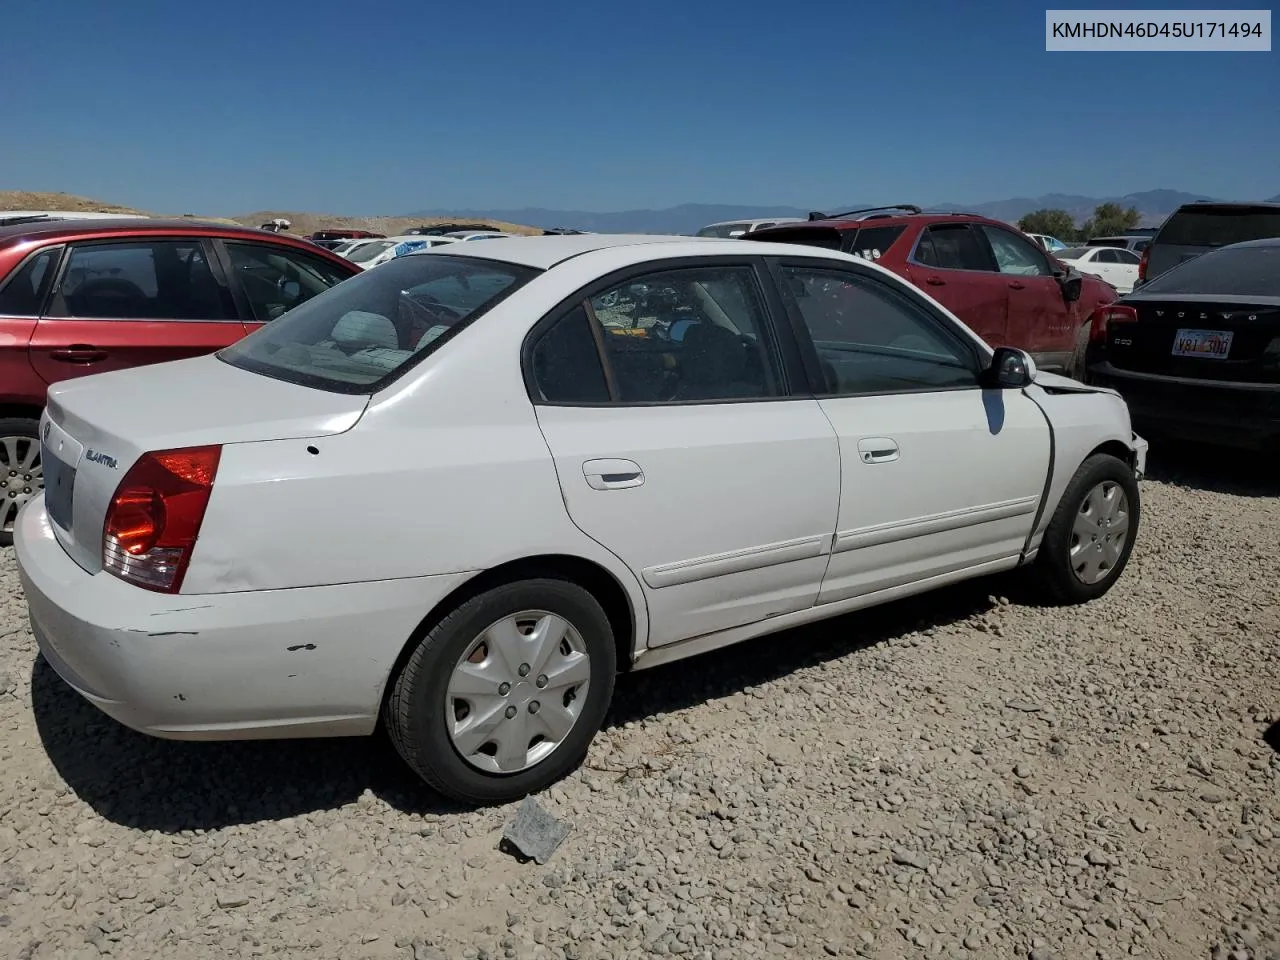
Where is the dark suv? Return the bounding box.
[1138,201,1280,287]
[751,206,1119,375]
[0,218,360,542]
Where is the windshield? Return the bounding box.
[696,223,750,238]
[1136,243,1280,298]
[348,240,396,263]
[219,254,538,393]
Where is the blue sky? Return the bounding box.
[3,0,1276,215]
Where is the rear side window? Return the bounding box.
[914,224,992,271]
[1157,207,1280,247]
[219,253,536,393]
[529,306,610,403]
[1137,244,1280,298]
[1095,249,1120,263]
[51,240,236,321]
[846,225,906,262]
[0,246,61,316]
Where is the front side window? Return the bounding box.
[913,224,993,271]
[979,226,1053,276]
[528,266,781,404]
[778,266,979,394]
[1114,249,1141,265]
[224,242,353,322]
[51,239,235,320]
[220,253,536,393]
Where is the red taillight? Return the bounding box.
[1089,305,1139,345]
[103,445,221,593]
[1137,245,1151,283]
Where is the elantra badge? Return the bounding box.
[85,450,119,469]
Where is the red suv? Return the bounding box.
[0,217,361,542]
[751,206,1119,375]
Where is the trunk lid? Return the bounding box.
[1103,294,1280,383]
[40,353,369,574]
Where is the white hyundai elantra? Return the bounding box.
[15,234,1147,804]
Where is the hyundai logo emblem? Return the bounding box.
[42,421,50,441]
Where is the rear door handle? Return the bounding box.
[582,458,644,490]
[49,345,108,364]
[857,437,900,464]
[1007,281,1025,290]
[924,276,945,287]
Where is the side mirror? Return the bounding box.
[1052,263,1083,302]
[985,346,1037,388]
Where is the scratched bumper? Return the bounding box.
[14,496,470,740]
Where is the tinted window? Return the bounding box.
[1094,249,1119,264]
[1114,249,1141,264]
[225,242,353,322]
[1086,238,1127,248]
[1056,247,1092,260]
[583,266,780,403]
[348,240,395,263]
[53,240,234,320]
[847,225,907,261]
[779,267,978,394]
[1157,207,1280,247]
[219,254,536,393]
[980,226,1052,276]
[529,306,610,403]
[914,224,992,271]
[1136,244,1280,298]
[0,246,61,316]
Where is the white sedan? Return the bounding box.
[15,235,1147,804]
[351,235,458,269]
[1054,245,1141,293]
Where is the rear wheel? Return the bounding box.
[0,418,42,547]
[384,578,617,804]
[1030,453,1140,604]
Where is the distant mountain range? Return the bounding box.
[409,190,1280,235]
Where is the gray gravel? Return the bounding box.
[1,452,1277,960]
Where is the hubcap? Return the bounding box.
[0,435,42,534]
[1069,480,1130,585]
[446,610,592,774]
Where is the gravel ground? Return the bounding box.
[1,449,1277,960]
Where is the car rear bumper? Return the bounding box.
[1090,363,1280,451]
[14,496,471,740]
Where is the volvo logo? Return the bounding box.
[85,450,118,469]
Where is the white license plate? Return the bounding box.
[1171,328,1233,360]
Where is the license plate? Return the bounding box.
[1171,328,1233,360]
[41,441,75,531]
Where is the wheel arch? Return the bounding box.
[1087,438,1137,469]
[376,553,640,725]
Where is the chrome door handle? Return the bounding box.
[582,458,644,490]
[856,437,900,464]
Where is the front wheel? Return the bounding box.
[1030,452,1140,605]
[0,418,43,547]
[384,578,617,805]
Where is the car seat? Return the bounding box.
[328,311,400,351]
[671,322,765,401]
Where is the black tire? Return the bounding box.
[0,417,42,547]
[1031,452,1140,605]
[384,578,617,805]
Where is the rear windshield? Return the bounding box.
[348,240,395,262]
[695,223,751,238]
[218,254,538,393]
[1156,207,1280,247]
[1136,244,1280,298]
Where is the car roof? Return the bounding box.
[0,216,308,247]
[404,233,874,271]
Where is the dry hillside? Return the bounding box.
[0,191,539,236]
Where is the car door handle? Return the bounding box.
[1007,281,1026,290]
[924,276,946,286]
[582,458,645,490]
[49,345,108,364]
[856,437,900,464]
